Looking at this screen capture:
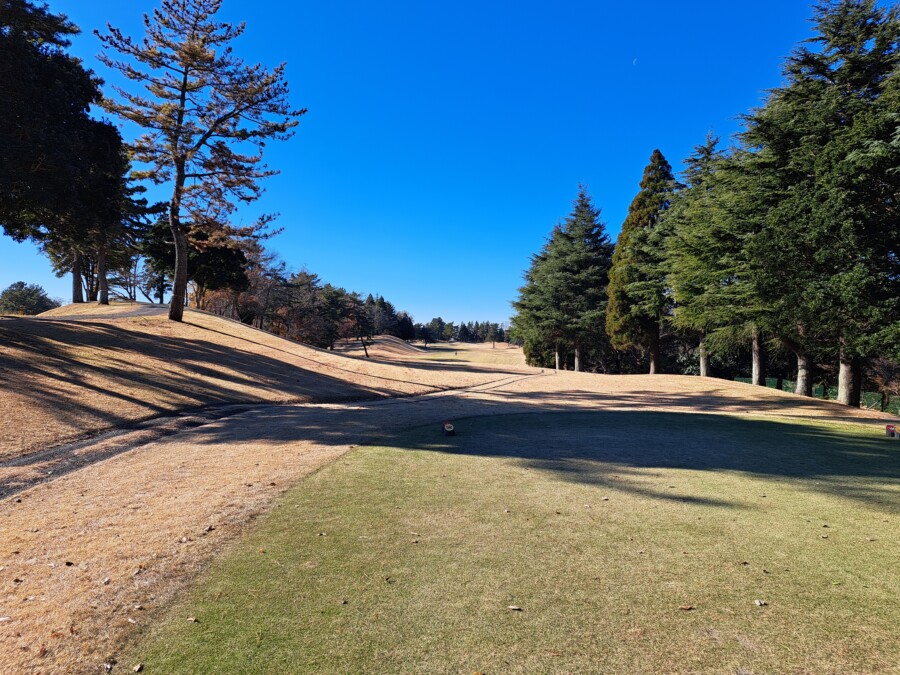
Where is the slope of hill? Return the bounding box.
[0,303,524,460]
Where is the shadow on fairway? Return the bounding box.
[183,406,900,512]
[409,411,900,511]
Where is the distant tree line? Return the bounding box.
[199,260,417,352]
[414,318,506,345]
[511,0,900,409]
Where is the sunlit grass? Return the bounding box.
[124,412,900,673]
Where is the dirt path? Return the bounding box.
[0,371,895,673]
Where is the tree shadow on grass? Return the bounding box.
[0,317,393,459]
[407,411,900,512]
[180,404,899,512]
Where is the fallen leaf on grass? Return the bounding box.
[754,600,768,606]
[133,665,144,673]
[186,616,198,623]
[507,605,523,611]
[678,605,694,611]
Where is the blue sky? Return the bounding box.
[1,0,818,324]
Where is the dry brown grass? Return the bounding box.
[0,305,896,673]
[0,306,519,461]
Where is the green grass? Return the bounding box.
[124,412,900,673]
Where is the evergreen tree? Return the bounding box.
[0,0,99,242]
[396,312,416,341]
[606,150,679,373]
[741,0,900,403]
[512,187,614,370]
[665,136,769,382]
[0,281,60,315]
[97,0,305,321]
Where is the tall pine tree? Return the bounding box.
[97,0,305,321]
[606,150,678,374]
[512,187,614,371]
[665,137,772,383]
[741,0,900,403]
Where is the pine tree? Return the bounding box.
[665,136,771,382]
[512,187,614,370]
[606,150,678,373]
[0,281,60,315]
[741,0,900,403]
[0,0,99,242]
[96,0,305,321]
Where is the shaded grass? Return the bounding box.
[124,412,900,674]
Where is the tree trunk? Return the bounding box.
[795,353,813,396]
[574,344,581,373]
[555,346,561,371]
[72,249,84,303]
[648,322,660,375]
[837,342,862,407]
[698,338,710,377]
[359,336,369,358]
[97,246,109,305]
[776,376,784,392]
[751,327,766,386]
[169,225,188,321]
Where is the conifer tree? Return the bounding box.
[0,0,99,242]
[606,150,678,373]
[96,0,305,321]
[512,187,614,370]
[665,137,772,382]
[741,0,900,403]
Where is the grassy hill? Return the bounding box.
[0,302,520,461]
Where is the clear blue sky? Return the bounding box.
[1,0,819,324]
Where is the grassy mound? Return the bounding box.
[0,306,511,460]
